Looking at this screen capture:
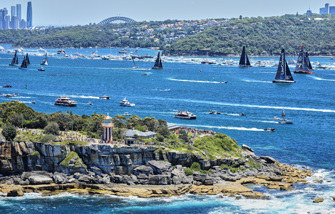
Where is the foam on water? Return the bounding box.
[168,78,221,84]
[176,123,265,132]
[310,76,335,82]
[242,79,272,83]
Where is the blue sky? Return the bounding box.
[1,0,334,26]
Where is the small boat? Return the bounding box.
[152,52,163,69]
[99,95,110,100]
[220,81,228,84]
[123,112,131,116]
[54,96,77,107]
[3,84,12,88]
[40,53,48,65]
[239,113,246,116]
[331,57,334,60]
[141,73,148,76]
[264,128,275,132]
[102,56,109,60]
[175,110,196,120]
[57,49,66,55]
[316,63,328,70]
[3,93,17,98]
[38,67,45,71]
[209,110,221,114]
[238,46,252,68]
[294,47,313,74]
[31,101,36,104]
[273,49,295,83]
[120,97,135,107]
[88,102,93,105]
[278,119,293,124]
[9,50,19,66]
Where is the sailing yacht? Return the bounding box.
[272,49,295,83]
[40,53,48,66]
[19,56,28,70]
[294,47,313,74]
[9,50,19,66]
[26,53,30,65]
[152,52,163,69]
[238,46,252,67]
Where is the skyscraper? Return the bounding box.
[10,6,16,29]
[320,3,330,14]
[27,1,32,28]
[0,10,3,29]
[16,4,21,21]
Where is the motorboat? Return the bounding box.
[120,97,135,107]
[54,96,77,107]
[31,101,36,104]
[3,93,17,98]
[57,49,66,55]
[88,102,93,105]
[209,110,221,114]
[141,73,148,76]
[239,113,246,116]
[220,81,228,84]
[38,67,45,71]
[99,95,110,100]
[3,84,12,88]
[123,112,131,116]
[174,110,196,120]
[264,128,275,132]
[278,119,293,124]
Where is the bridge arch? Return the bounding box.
[98,16,136,25]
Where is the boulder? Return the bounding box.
[137,174,149,185]
[53,173,68,184]
[78,175,91,183]
[242,144,254,152]
[122,175,138,185]
[260,156,277,164]
[148,175,170,185]
[90,167,102,176]
[7,189,24,197]
[111,175,123,183]
[203,177,214,185]
[133,165,154,176]
[313,198,324,203]
[0,159,13,175]
[28,175,53,185]
[148,160,171,174]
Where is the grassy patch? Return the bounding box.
[28,151,40,156]
[60,151,86,167]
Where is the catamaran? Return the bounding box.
[238,46,252,67]
[9,50,19,66]
[272,49,295,83]
[40,53,48,66]
[294,47,313,74]
[152,52,163,69]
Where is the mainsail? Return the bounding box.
[152,52,163,69]
[40,53,48,65]
[238,46,252,67]
[294,47,313,74]
[26,53,30,65]
[305,52,313,71]
[273,49,295,83]
[9,50,19,66]
[19,56,28,69]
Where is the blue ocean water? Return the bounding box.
[0,45,335,213]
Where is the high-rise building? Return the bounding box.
[16,4,21,21]
[27,1,32,28]
[0,10,3,29]
[11,6,15,18]
[4,15,10,29]
[12,16,18,29]
[330,6,335,14]
[19,19,27,29]
[320,3,330,14]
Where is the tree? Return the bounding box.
[178,130,189,143]
[157,126,170,138]
[2,125,17,141]
[44,122,60,135]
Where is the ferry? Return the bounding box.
[54,96,77,107]
[174,110,196,120]
[120,97,135,107]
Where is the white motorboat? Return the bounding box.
[174,110,196,120]
[120,97,135,107]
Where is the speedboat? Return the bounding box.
[264,128,275,132]
[38,67,45,71]
[141,73,148,76]
[54,96,77,107]
[123,112,131,116]
[99,95,110,100]
[88,102,93,105]
[3,93,16,98]
[57,49,66,55]
[209,110,221,115]
[221,81,228,84]
[120,97,135,107]
[278,119,293,124]
[3,84,12,88]
[31,101,36,104]
[174,110,196,120]
[239,113,246,116]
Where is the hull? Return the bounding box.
[54,103,77,107]
[152,67,163,69]
[174,115,196,120]
[272,80,296,83]
[238,65,252,68]
[294,71,313,74]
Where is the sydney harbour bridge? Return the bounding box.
[98,16,136,25]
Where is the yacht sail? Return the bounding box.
[305,52,313,71]
[238,46,252,67]
[9,50,19,66]
[132,58,138,69]
[294,47,313,74]
[19,56,28,69]
[40,53,48,65]
[26,53,30,65]
[273,49,295,83]
[152,52,163,69]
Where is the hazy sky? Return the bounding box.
[1,0,334,26]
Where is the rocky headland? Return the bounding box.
[0,139,311,198]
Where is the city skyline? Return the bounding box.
[0,0,335,27]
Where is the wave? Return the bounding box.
[310,76,335,82]
[242,79,272,83]
[168,78,221,84]
[176,123,264,132]
[152,88,171,92]
[252,120,278,124]
[68,95,100,99]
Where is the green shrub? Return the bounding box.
[156,133,164,142]
[41,134,57,143]
[44,122,60,135]
[184,168,193,176]
[178,130,189,143]
[190,162,201,171]
[2,124,17,141]
[29,151,40,156]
